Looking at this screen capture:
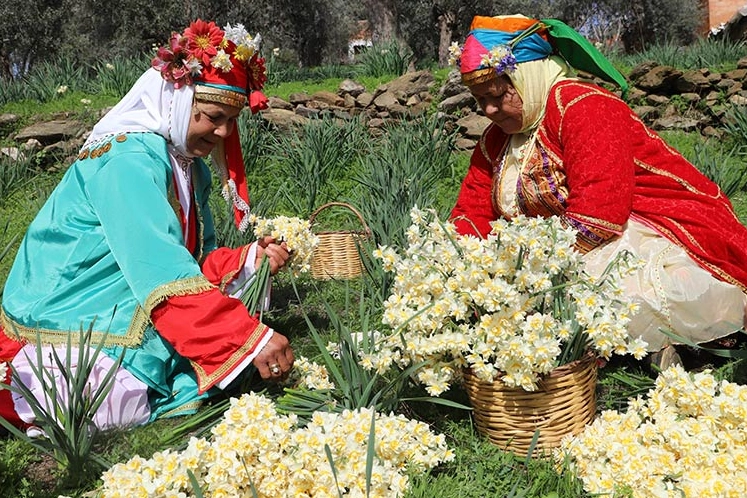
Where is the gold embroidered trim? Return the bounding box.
[143,275,216,315]
[194,193,204,263]
[462,68,497,86]
[634,159,708,197]
[195,85,247,108]
[219,244,252,293]
[160,400,203,419]
[568,212,623,233]
[192,323,269,391]
[0,305,148,348]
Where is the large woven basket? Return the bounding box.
[462,352,598,455]
[309,202,371,280]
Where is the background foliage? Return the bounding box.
[0,0,708,79]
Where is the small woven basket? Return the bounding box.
[309,202,371,280]
[463,351,598,455]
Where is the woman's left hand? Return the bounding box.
[255,236,290,275]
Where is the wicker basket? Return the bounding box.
[462,352,598,455]
[309,202,371,280]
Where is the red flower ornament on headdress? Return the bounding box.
[184,19,224,66]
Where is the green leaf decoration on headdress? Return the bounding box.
[541,18,629,98]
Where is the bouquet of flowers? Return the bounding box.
[240,214,318,317]
[361,207,647,395]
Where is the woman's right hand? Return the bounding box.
[252,331,294,380]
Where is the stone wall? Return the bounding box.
[4,60,747,167]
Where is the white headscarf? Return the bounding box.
[84,68,194,159]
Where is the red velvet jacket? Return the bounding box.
[451,80,747,293]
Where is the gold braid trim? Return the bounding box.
[1,305,147,348]
[635,159,716,198]
[194,85,247,108]
[161,400,203,419]
[639,217,747,294]
[219,244,252,293]
[192,323,269,392]
[462,68,498,86]
[143,276,216,315]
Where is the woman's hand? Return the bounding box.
[253,332,294,380]
[255,236,290,275]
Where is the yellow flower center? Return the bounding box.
[195,35,211,50]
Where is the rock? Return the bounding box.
[674,71,712,93]
[633,105,659,120]
[343,94,357,108]
[260,108,308,131]
[268,96,293,110]
[356,92,374,108]
[14,119,83,145]
[294,105,321,118]
[372,91,399,110]
[635,65,683,93]
[646,94,670,106]
[724,68,747,81]
[0,147,24,161]
[438,92,475,114]
[310,90,345,107]
[439,70,468,100]
[456,113,491,139]
[729,94,747,106]
[628,61,659,82]
[339,79,366,97]
[376,70,435,101]
[455,137,477,150]
[0,113,20,135]
[288,92,311,106]
[652,115,701,131]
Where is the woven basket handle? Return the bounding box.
[309,202,371,235]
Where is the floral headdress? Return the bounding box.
[152,20,267,105]
[452,15,629,95]
[152,19,270,231]
[450,16,551,86]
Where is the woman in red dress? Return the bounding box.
[450,15,747,365]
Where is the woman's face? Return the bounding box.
[470,75,524,135]
[186,100,243,157]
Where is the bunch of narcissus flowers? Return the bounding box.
[364,207,647,395]
[557,365,747,497]
[99,392,454,497]
[249,214,319,276]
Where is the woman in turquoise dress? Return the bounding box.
[0,19,294,430]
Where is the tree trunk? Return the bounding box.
[437,10,456,67]
[363,0,398,42]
